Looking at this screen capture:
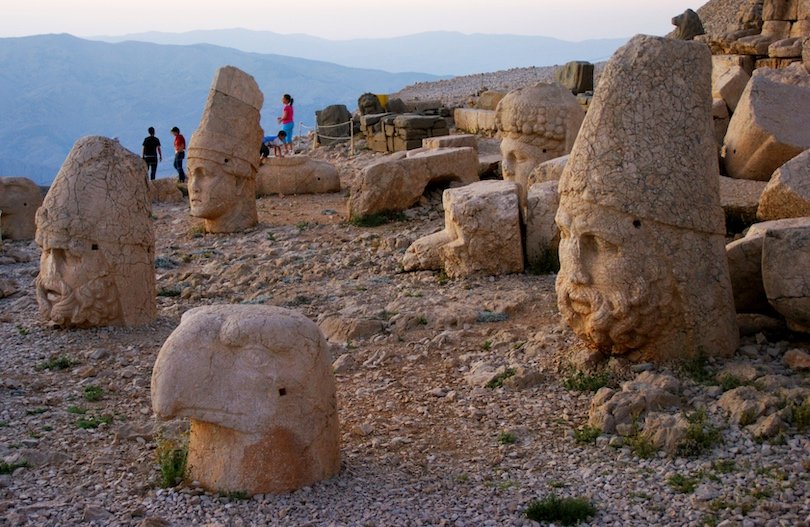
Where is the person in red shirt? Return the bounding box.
[170,126,186,182]
[276,94,294,154]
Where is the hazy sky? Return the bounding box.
[3,1,704,41]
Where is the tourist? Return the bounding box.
[141,127,162,181]
[277,94,294,154]
[170,126,186,182]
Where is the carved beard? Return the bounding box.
[557,275,673,354]
[36,273,122,328]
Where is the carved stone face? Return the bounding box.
[555,199,674,352]
[500,137,547,192]
[188,160,238,220]
[35,238,121,327]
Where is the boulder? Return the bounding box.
[712,99,730,146]
[528,155,568,187]
[316,104,352,145]
[348,147,478,219]
[763,0,797,21]
[257,156,340,196]
[769,37,805,57]
[791,19,810,37]
[714,65,751,112]
[723,63,810,181]
[757,148,810,220]
[402,180,523,278]
[148,178,184,204]
[762,222,810,331]
[475,90,506,111]
[719,175,767,229]
[588,372,681,436]
[555,61,594,94]
[717,385,781,426]
[525,181,560,273]
[0,177,42,240]
[151,305,340,495]
[453,108,497,135]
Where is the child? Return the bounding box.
[277,94,294,154]
[263,131,287,158]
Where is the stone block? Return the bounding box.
[762,20,792,38]
[528,155,569,187]
[790,19,810,36]
[525,181,560,273]
[555,61,594,94]
[763,0,798,21]
[453,108,497,135]
[712,98,731,146]
[714,65,751,112]
[719,175,767,229]
[475,91,506,111]
[723,64,810,180]
[403,181,523,278]
[422,134,477,150]
[757,148,810,219]
[769,37,805,57]
[763,223,810,331]
[348,147,479,218]
[257,156,340,196]
[0,176,42,240]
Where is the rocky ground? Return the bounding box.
[0,137,808,527]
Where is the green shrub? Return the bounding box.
[83,385,103,402]
[562,371,610,392]
[35,355,78,371]
[525,494,596,525]
[498,431,517,445]
[667,473,700,493]
[681,352,713,384]
[676,408,721,458]
[76,414,113,429]
[573,426,601,445]
[156,439,188,488]
[0,461,29,475]
[791,402,810,431]
[628,432,656,459]
[486,368,516,389]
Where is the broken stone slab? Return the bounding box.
[403,180,523,278]
[528,155,568,187]
[348,147,478,219]
[453,108,497,135]
[257,156,340,196]
[525,181,560,274]
[726,217,810,314]
[757,148,810,220]
[723,63,810,181]
[762,20,792,39]
[422,134,477,151]
[0,177,42,240]
[769,37,806,57]
[555,61,594,94]
[762,223,810,332]
[719,175,767,230]
[714,65,751,112]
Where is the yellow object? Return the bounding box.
[376,94,389,110]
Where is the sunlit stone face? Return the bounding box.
[500,137,547,192]
[555,199,674,353]
[188,160,238,221]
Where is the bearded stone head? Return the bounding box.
[35,136,155,328]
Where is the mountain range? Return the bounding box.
[0,34,438,184]
[94,29,627,76]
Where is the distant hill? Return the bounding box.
[93,29,628,76]
[0,34,438,184]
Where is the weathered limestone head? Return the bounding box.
[34,136,155,328]
[0,177,43,240]
[671,9,705,41]
[357,92,385,115]
[556,35,738,362]
[188,66,263,233]
[495,82,584,208]
[151,305,340,494]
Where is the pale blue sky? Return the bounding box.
[2,1,704,41]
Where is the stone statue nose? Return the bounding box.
[568,239,591,285]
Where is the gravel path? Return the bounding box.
[1,161,808,526]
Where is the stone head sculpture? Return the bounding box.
[0,177,43,240]
[671,9,705,40]
[495,83,584,210]
[555,35,738,362]
[188,66,263,233]
[151,305,340,495]
[35,136,155,328]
